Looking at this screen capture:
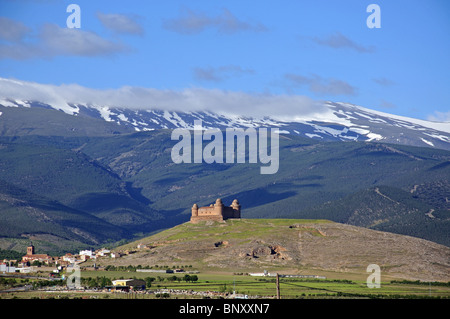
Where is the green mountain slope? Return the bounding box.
[0,179,127,254]
[0,140,162,225]
[0,141,124,205]
[0,140,164,254]
[289,185,450,246]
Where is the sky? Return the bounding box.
[0,0,449,121]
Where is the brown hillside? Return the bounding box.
[99,219,450,282]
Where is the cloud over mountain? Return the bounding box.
[427,111,450,123]
[0,77,321,118]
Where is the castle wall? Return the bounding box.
[190,199,240,223]
[221,206,240,219]
[190,214,224,223]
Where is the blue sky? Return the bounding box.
[0,0,449,121]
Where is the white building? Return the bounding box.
[18,267,32,273]
[110,252,123,258]
[0,263,16,273]
[96,248,111,257]
[79,250,94,258]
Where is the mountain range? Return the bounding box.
[0,87,449,255]
[1,95,449,150]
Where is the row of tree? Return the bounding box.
[104,264,193,271]
[143,275,198,287]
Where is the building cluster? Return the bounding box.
[1,244,126,274]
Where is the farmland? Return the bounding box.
[1,269,449,299]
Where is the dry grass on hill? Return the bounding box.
[96,219,450,282]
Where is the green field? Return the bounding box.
[86,270,450,299]
[2,269,448,299]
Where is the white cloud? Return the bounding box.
[380,100,397,109]
[0,77,323,119]
[427,111,450,123]
[40,23,127,57]
[0,21,128,60]
[97,12,145,36]
[372,77,396,87]
[285,73,357,96]
[312,32,375,53]
[193,65,255,82]
[0,17,31,42]
[0,41,40,60]
[163,7,267,35]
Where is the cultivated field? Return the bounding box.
[1,269,449,299]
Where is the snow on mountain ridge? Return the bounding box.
[337,102,450,134]
[1,97,450,150]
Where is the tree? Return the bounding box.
[190,275,198,283]
[99,276,112,288]
[183,274,191,283]
[145,277,155,288]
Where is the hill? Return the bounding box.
[96,219,450,282]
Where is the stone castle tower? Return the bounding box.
[191,198,241,223]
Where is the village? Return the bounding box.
[1,242,195,289]
[0,199,243,295]
[0,243,258,299]
[0,242,134,274]
[0,242,212,297]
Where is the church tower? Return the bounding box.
[27,243,35,256]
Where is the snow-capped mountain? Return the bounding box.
[1,97,450,151]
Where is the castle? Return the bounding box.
[191,198,241,223]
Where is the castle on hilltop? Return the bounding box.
[191,198,241,223]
